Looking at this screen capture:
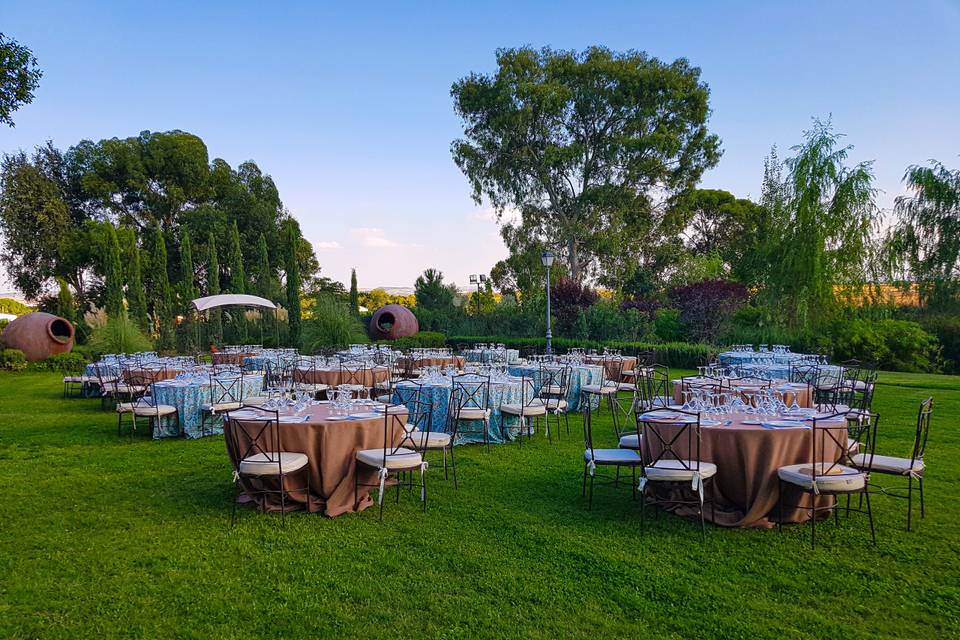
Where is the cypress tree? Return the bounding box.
[227,221,247,342]
[284,224,301,347]
[55,278,76,324]
[127,246,149,332]
[349,268,359,315]
[104,224,124,316]
[206,232,223,346]
[152,230,174,351]
[179,229,198,352]
[253,233,276,342]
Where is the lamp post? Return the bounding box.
[541,251,555,355]
[469,274,486,315]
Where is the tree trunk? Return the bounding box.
[567,239,580,282]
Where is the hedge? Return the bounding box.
[448,336,716,369]
[378,331,448,349]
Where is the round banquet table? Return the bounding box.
[224,403,408,517]
[392,376,533,444]
[641,411,848,528]
[292,366,390,388]
[508,363,604,411]
[464,348,521,364]
[122,367,182,383]
[397,355,465,369]
[212,351,256,366]
[152,374,265,439]
[585,355,637,381]
[671,378,813,408]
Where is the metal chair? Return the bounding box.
[449,373,492,449]
[200,372,244,436]
[581,400,641,509]
[500,374,549,444]
[354,410,427,521]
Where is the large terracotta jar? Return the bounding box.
[1,312,75,361]
[368,304,419,340]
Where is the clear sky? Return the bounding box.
[2,0,958,292]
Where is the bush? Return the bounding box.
[668,279,748,343]
[29,352,88,373]
[829,319,941,373]
[918,314,960,373]
[551,277,599,332]
[382,331,447,349]
[447,335,714,369]
[0,349,28,371]
[89,312,154,355]
[653,308,685,342]
[301,295,368,352]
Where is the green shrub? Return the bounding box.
[829,319,941,373]
[383,331,447,349]
[0,349,28,371]
[0,318,9,334]
[89,312,154,355]
[653,308,685,342]
[918,314,960,373]
[302,295,368,352]
[29,352,88,373]
[447,336,714,369]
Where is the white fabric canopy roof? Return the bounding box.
[191,294,277,312]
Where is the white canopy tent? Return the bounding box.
[190,294,280,349]
[191,294,277,312]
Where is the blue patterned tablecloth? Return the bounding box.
[731,362,843,383]
[392,377,534,445]
[152,374,264,439]
[507,364,603,411]
[718,351,808,366]
[464,349,521,365]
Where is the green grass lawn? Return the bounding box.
[0,370,957,639]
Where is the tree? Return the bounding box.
[178,229,198,350]
[890,160,960,308]
[252,233,278,301]
[414,268,456,311]
[103,224,124,316]
[226,220,247,342]
[151,230,175,350]
[452,46,721,282]
[55,278,76,325]
[766,120,878,327]
[125,239,148,332]
[349,268,359,315]
[206,232,222,345]
[550,277,598,332]
[0,33,42,127]
[285,223,302,347]
[668,279,748,343]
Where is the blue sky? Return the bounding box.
[2,1,959,291]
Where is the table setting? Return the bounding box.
[151,370,265,439]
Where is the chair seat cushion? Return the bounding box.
[617,382,637,392]
[584,448,641,465]
[356,447,423,470]
[203,401,243,413]
[541,384,563,395]
[338,383,367,391]
[618,433,641,449]
[582,384,618,395]
[116,401,152,413]
[239,451,309,476]
[778,463,866,491]
[406,431,452,449]
[543,398,568,411]
[243,397,268,406]
[500,401,548,416]
[455,407,490,420]
[295,382,329,391]
[133,404,178,417]
[375,394,393,404]
[851,453,924,476]
[373,380,393,390]
[63,376,85,383]
[645,459,718,482]
[846,438,860,455]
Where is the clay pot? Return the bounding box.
[1,312,75,361]
[368,304,419,340]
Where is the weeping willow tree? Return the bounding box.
[889,161,960,309]
[764,120,878,329]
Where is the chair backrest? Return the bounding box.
[847,410,880,462]
[911,397,934,465]
[511,374,541,409]
[339,361,368,387]
[451,373,490,411]
[638,409,703,475]
[809,411,868,478]
[581,399,601,460]
[379,410,413,463]
[637,364,670,409]
[210,372,243,404]
[227,408,282,475]
[603,356,625,385]
[790,362,819,384]
[538,365,568,397]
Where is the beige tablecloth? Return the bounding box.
[224,404,407,517]
[292,366,390,388]
[640,412,846,528]
[585,356,637,381]
[121,368,182,384]
[397,356,465,369]
[212,352,255,365]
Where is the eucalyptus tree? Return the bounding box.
[766,120,878,327]
[451,46,721,282]
[0,32,42,127]
[890,161,960,307]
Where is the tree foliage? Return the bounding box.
[452,46,721,282]
[414,268,457,311]
[285,223,302,347]
[0,33,42,127]
[103,224,124,316]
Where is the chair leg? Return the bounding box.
[230,478,240,527]
[919,477,925,519]
[907,476,913,532]
[588,474,595,510]
[865,489,876,545]
[442,447,448,480]
[581,462,588,497]
[280,477,287,528]
[420,467,427,513]
[777,479,783,533]
[449,444,458,489]
[810,496,817,549]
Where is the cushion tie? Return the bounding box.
[420,461,429,501]
[377,467,389,505]
[692,471,704,503]
[637,476,647,493]
[587,459,596,477]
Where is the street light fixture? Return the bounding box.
[541,251,555,355]
[469,274,486,315]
